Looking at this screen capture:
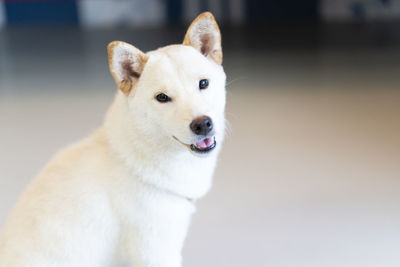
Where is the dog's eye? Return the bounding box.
[199,79,209,90]
[155,93,171,103]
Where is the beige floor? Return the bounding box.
[1,43,400,266]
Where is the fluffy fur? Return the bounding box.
[0,12,226,267]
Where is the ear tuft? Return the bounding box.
[183,12,222,64]
[107,41,148,96]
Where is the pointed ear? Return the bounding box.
[183,12,222,65]
[107,41,148,96]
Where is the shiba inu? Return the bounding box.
[0,12,226,267]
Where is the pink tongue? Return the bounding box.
[196,137,212,149]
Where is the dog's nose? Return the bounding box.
[190,116,213,136]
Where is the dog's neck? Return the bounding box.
[103,92,218,201]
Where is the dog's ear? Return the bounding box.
[107,41,148,96]
[183,12,222,65]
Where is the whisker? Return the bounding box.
[224,120,233,137]
[226,76,248,87]
[226,111,238,120]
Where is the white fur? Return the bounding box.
[0,13,226,267]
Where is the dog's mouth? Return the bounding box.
[173,136,216,154]
[190,136,216,153]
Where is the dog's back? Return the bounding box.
[0,130,119,266]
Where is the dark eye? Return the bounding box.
[199,79,209,90]
[155,93,171,103]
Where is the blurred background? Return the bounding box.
[1,0,400,266]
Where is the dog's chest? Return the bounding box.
[111,178,195,263]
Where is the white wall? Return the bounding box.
[78,0,245,28]
[78,0,166,28]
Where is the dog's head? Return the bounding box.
[107,12,226,157]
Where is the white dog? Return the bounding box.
[0,12,226,267]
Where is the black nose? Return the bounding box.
[190,116,213,136]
